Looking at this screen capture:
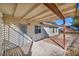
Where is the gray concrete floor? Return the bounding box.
[31,33,79,56]
[31,39,64,56]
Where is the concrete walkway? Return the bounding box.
[31,39,64,56]
[31,33,79,56]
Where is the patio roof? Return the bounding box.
[0,3,76,25]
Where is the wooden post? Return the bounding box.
[3,16,6,56]
[63,19,67,56]
[75,3,77,16]
[63,19,66,49]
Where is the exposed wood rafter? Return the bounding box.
[75,3,77,16]
[43,3,66,49]
[19,4,41,21]
[12,4,18,18]
[24,10,48,22]
[43,3,65,19]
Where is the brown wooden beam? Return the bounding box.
[17,4,41,23]
[12,4,18,18]
[43,3,65,19]
[24,10,48,21]
[49,37,64,49]
[63,19,66,49]
[44,3,66,50]
[75,3,77,16]
[20,4,41,20]
[41,22,59,28]
[31,8,76,23]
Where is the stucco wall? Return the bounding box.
[26,22,59,41]
[0,15,59,46]
[27,22,48,41]
[44,27,59,37]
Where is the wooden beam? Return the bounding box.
[49,37,64,49]
[4,8,75,25]
[20,10,48,23]
[12,4,18,18]
[26,4,76,23]
[75,3,77,16]
[23,3,66,23]
[43,3,66,50]
[43,3,65,19]
[41,22,59,28]
[20,4,41,20]
[23,14,57,24]
[24,12,54,23]
[57,4,76,12]
[63,19,66,49]
[30,9,75,23]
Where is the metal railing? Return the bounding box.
[3,24,32,47]
[0,21,33,55]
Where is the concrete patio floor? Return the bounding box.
[31,35,65,56]
[31,33,79,56]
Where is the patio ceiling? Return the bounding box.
[0,3,76,25]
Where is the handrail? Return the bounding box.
[8,25,32,41]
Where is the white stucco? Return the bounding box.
[0,15,59,47]
[44,27,59,37]
[26,22,59,41]
[27,22,48,41]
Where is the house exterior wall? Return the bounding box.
[0,12,59,46]
[9,22,59,43]
[44,27,59,37]
[26,22,59,41]
[27,22,48,41]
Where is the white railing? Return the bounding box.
[0,23,32,47]
[0,24,33,56]
[5,25,32,47]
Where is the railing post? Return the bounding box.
[18,33,20,46]
[22,34,24,46]
[3,17,6,56]
[27,41,33,56]
[8,25,10,41]
[63,19,67,55]
[63,19,66,49]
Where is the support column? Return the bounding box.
[0,12,3,45]
[63,19,67,56]
[63,19,66,49]
[3,14,6,56]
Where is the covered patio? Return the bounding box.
[0,3,79,56]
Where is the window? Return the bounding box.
[19,24,27,34]
[35,25,41,34]
[56,28,58,32]
[49,27,52,28]
[53,27,54,33]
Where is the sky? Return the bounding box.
[54,17,74,26]
[77,3,79,10]
[53,3,79,31]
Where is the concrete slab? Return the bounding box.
[31,40,64,56]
